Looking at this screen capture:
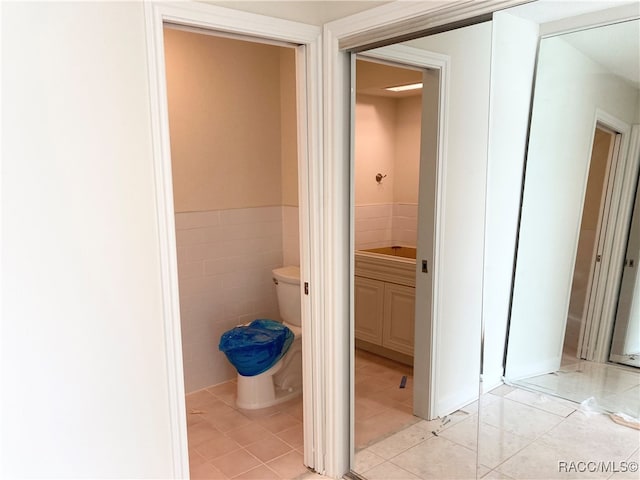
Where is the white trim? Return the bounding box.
[577,111,632,363]
[323,1,516,476]
[596,124,640,362]
[332,0,531,50]
[143,5,188,476]
[143,2,322,477]
[321,24,351,478]
[358,44,450,421]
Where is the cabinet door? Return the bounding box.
[383,283,415,356]
[354,276,384,345]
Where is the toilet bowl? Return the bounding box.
[222,266,303,410]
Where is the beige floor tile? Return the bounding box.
[482,469,515,479]
[245,433,293,462]
[195,431,242,460]
[208,409,253,433]
[210,449,261,479]
[266,450,308,479]
[239,400,295,420]
[353,449,386,472]
[355,375,397,397]
[496,441,608,479]
[295,472,332,480]
[258,412,302,434]
[355,407,420,449]
[489,385,517,397]
[288,399,304,421]
[538,411,639,463]
[189,460,228,480]
[367,423,430,460]
[189,449,209,469]
[610,448,640,479]
[355,397,388,422]
[187,410,207,427]
[197,401,240,425]
[232,464,280,479]
[226,423,271,447]
[411,410,472,437]
[374,382,413,407]
[207,381,238,406]
[363,460,421,479]
[480,397,565,440]
[391,436,478,479]
[504,388,577,417]
[188,421,224,448]
[187,389,221,411]
[277,424,304,448]
[439,415,532,469]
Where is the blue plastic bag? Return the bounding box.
[218,319,293,376]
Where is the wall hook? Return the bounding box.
[376,173,387,184]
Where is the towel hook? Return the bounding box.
[376,173,387,184]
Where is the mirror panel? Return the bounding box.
[351,19,492,479]
[505,18,640,413]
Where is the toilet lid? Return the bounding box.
[219,319,294,377]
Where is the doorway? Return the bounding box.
[350,46,446,462]
[144,2,324,477]
[352,57,424,450]
[609,163,640,368]
[163,25,310,478]
[564,124,618,362]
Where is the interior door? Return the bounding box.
[609,163,640,367]
[350,50,439,423]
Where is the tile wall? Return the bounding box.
[355,203,418,251]
[176,206,299,393]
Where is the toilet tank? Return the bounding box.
[272,266,301,327]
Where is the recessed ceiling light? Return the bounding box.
[385,82,423,92]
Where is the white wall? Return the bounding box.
[354,94,420,250]
[1,2,174,477]
[175,208,284,392]
[482,12,539,390]
[164,28,300,392]
[404,21,493,415]
[506,34,640,380]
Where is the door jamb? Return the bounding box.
[324,1,529,476]
[577,111,633,362]
[355,45,450,423]
[143,2,322,477]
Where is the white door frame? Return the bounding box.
[578,111,631,361]
[323,1,530,476]
[355,44,450,423]
[143,2,322,477]
[581,121,640,363]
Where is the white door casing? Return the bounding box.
[144,2,322,477]
[326,1,526,476]
[356,44,450,422]
[578,112,631,362]
[504,8,640,381]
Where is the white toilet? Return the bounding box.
[235,266,303,410]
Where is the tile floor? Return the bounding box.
[354,349,419,450]
[187,351,640,480]
[354,355,640,480]
[185,349,416,479]
[513,358,640,419]
[185,381,311,479]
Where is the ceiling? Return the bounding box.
[356,59,423,98]
[561,19,640,89]
[204,1,390,26]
